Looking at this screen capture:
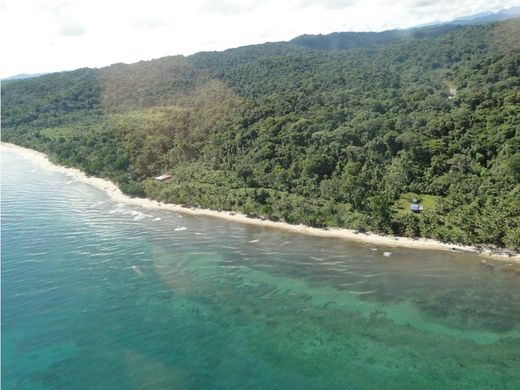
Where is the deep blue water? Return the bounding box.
[2,150,520,389]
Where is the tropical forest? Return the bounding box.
[3,19,520,249]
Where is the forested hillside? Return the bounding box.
[3,20,520,249]
[289,24,462,50]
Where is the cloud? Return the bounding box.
[412,0,437,7]
[58,23,87,36]
[401,0,513,22]
[41,0,87,37]
[132,18,166,29]
[1,0,518,78]
[198,0,264,15]
[204,2,245,15]
[297,0,357,10]
[46,0,71,17]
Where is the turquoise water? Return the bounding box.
[2,150,520,389]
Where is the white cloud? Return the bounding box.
[197,0,266,15]
[297,0,357,10]
[58,23,87,36]
[0,0,517,78]
[132,18,167,29]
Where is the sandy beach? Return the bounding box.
[2,142,518,263]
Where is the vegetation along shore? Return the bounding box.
[2,143,518,262]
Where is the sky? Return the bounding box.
[0,0,518,78]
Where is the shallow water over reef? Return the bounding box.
[2,150,520,389]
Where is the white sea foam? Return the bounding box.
[249,239,259,243]
[174,227,187,231]
[108,205,123,214]
[383,252,392,257]
[348,290,376,295]
[109,205,151,220]
[130,265,144,277]
[152,217,161,221]
[65,173,80,181]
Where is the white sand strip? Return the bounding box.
[2,142,518,263]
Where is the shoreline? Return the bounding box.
[2,142,519,263]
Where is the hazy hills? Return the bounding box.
[289,6,520,51]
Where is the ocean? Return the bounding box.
[2,150,520,389]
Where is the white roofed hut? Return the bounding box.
[155,174,172,182]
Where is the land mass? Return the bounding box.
[2,19,519,251]
[2,142,518,262]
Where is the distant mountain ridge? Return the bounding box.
[450,6,520,24]
[2,6,519,81]
[2,73,49,81]
[288,24,461,51]
[289,6,520,51]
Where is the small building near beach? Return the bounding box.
[155,174,172,181]
[410,202,423,213]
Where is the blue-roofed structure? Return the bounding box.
[410,203,423,213]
